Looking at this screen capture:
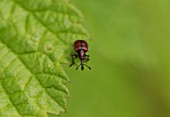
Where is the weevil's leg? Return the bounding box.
[69,54,78,67]
[84,54,90,62]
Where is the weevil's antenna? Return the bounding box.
[76,64,91,70]
[76,59,91,70]
[83,64,91,70]
[76,64,82,70]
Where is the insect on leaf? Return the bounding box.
[0,0,89,116]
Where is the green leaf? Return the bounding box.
[0,0,89,116]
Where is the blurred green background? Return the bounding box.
[62,0,170,117]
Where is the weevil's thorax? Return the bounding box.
[78,49,85,60]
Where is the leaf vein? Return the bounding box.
[0,82,21,116]
[0,40,66,111]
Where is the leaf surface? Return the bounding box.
[0,0,88,116]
